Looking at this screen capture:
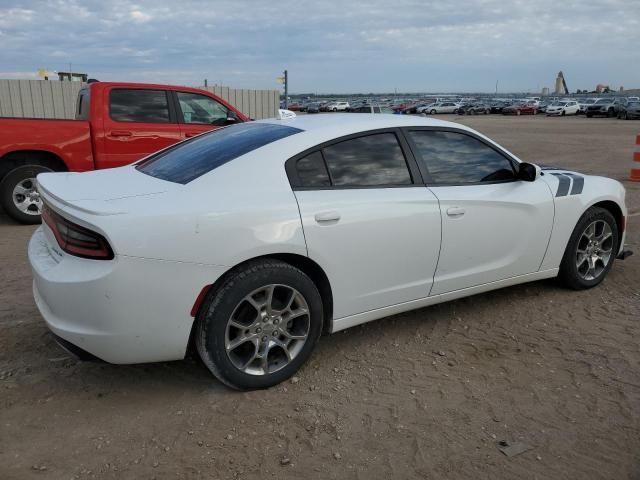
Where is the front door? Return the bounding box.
[291,131,442,319]
[175,91,233,139]
[404,128,554,295]
[101,88,182,168]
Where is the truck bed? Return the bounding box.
[0,118,94,172]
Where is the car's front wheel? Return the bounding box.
[195,259,324,390]
[559,207,618,290]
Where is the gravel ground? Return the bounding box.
[1,114,639,480]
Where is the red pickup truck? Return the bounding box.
[0,81,249,223]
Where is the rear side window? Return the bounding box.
[296,151,330,187]
[322,133,412,187]
[408,130,516,184]
[76,90,89,120]
[109,89,170,123]
[137,123,302,184]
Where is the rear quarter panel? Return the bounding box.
[63,140,308,268]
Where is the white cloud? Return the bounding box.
[129,9,152,23]
[0,0,638,92]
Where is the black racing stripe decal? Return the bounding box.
[552,173,570,197]
[564,173,584,195]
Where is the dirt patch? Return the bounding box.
[1,115,639,479]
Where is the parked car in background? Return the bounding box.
[502,104,538,115]
[546,100,580,116]
[489,102,512,114]
[617,101,640,120]
[455,103,489,115]
[416,103,437,114]
[327,101,350,112]
[350,104,393,114]
[306,103,321,114]
[426,102,461,114]
[577,98,597,114]
[586,98,624,118]
[287,103,302,112]
[401,102,432,114]
[29,114,631,390]
[537,101,552,114]
[0,81,248,224]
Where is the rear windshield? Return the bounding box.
[136,123,302,184]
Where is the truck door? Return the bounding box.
[173,91,238,139]
[101,88,182,168]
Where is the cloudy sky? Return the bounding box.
[1,0,638,93]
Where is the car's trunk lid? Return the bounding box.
[36,166,177,215]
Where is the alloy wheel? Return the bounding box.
[575,220,614,281]
[225,284,310,375]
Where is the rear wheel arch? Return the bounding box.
[0,150,68,180]
[190,253,334,340]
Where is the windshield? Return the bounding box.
[595,99,610,104]
[136,123,302,184]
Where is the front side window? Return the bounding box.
[109,89,170,123]
[137,123,302,184]
[177,92,229,125]
[321,133,412,187]
[408,130,516,184]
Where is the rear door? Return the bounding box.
[291,130,442,320]
[173,91,236,139]
[405,128,554,295]
[102,88,182,168]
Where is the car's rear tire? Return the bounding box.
[0,164,52,224]
[558,207,619,290]
[195,259,324,390]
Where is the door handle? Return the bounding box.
[110,130,132,137]
[314,211,341,223]
[185,132,200,138]
[446,207,466,217]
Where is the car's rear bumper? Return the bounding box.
[29,227,227,364]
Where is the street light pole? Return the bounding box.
[284,70,288,109]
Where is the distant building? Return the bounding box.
[542,87,550,96]
[57,71,88,82]
[554,72,568,95]
[596,84,610,93]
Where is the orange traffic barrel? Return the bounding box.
[632,135,640,182]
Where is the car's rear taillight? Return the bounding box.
[42,204,114,260]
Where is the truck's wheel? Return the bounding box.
[0,165,52,224]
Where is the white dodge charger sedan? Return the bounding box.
[29,114,631,389]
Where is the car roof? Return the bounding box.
[259,113,462,134]
[253,113,476,159]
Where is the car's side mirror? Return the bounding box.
[224,111,239,125]
[518,162,539,182]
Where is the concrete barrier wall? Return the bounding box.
[0,80,279,120]
[198,86,280,120]
[0,80,84,119]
